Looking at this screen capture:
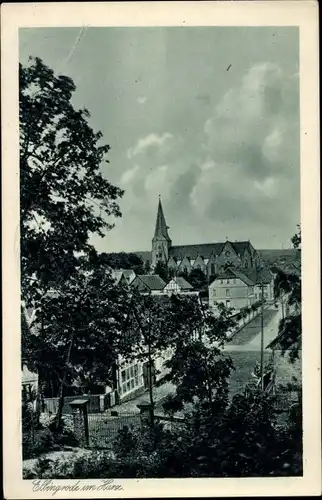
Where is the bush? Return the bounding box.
[23,414,79,459]
[23,427,57,459]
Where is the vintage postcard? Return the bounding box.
[2,1,320,498]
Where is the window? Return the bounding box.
[213,289,216,297]
[226,300,231,308]
[226,289,230,297]
[226,279,230,284]
[120,363,141,395]
[220,279,223,284]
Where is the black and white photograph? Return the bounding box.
[2,1,320,498]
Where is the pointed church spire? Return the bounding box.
[154,196,171,241]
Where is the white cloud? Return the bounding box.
[192,62,299,223]
[127,132,174,159]
[137,96,148,105]
[120,164,140,184]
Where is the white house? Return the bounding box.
[209,267,255,312]
[163,276,197,295]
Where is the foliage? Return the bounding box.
[23,412,78,460]
[273,225,301,363]
[23,267,128,397]
[98,252,144,274]
[154,261,169,282]
[161,302,237,413]
[121,291,208,405]
[291,224,301,250]
[163,341,234,413]
[20,56,123,304]
[187,268,208,291]
[20,57,127,422]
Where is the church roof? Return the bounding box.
[153,198,171,241]
[170,243,225,260]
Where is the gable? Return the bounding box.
[193,255,205,269]
[219,241,238,259]
[178,256,191,270]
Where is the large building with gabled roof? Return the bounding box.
[135,197,264,281]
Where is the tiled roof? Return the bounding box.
[231,241,251,256]
[111,270,124,284]
[213,267,255,286]
[170,243,225,260]
[243,267,273,285]
[135,274,166,290]
[174,276,193,290]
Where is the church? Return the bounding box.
[135,197,264,280]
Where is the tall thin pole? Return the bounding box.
[260,283,265,392]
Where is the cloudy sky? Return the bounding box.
[20,27,300,253]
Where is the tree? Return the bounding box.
[273,225,301,362]
[121,291,211,409]
[154,261,168,282]
[20,57,126,426]
[161,302,236,413]
[23,264,128,427]
[98,252,144,274]
[20,57,123,305]
[291,224,301,250]
[187,268,208,290]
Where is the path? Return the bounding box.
[224,305,281,352]
[109,382,176,414]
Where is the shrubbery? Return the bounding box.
[23,410,79,459]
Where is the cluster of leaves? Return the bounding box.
[98,252,144,274]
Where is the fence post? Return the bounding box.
[70,399,89,446]
[137,402,155,426]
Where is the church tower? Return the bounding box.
[152,197,172,268]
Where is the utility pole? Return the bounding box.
[260,282,265,393]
